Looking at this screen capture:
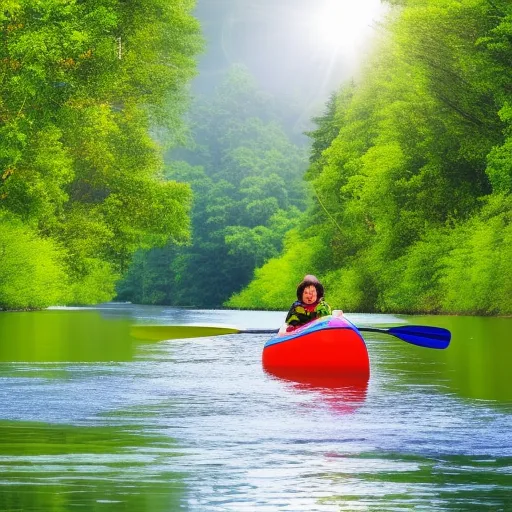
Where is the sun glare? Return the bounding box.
[310,0,385,54]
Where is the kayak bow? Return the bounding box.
[262,315,370,379]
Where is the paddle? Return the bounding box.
[357,325,451,350]
[130,323,450,349]
[130,324,278,341]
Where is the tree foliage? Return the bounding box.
[0,212,68,309]
[230,0,512,315]
[0,0,202,308]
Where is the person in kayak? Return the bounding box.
[283,275,333,333]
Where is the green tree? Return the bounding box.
[0,0,202,308]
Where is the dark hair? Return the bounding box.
[296,274,324,302]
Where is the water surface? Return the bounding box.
[0,305,510,511]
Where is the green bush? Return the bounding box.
[226,231,324,310]
[377,230,450,314]
[0,215,69,309]
[440,202,512,315]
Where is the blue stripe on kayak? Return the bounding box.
[264,315,365,346]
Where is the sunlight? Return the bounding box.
[310,0,385,54]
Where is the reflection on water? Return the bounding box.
[324,451,512,511]
[0,305,511,511]
[374,314,512,402]
[437,315,511,401]
[0,420,185,512]
[264,369,369,414]
[0,310,135,362]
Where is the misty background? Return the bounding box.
[193,0,387,134]
[115,0,390,307]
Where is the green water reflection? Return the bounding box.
[326,451,512,511]
[0,420,185,512]
[0,310,135,362]
[375,315,512,402]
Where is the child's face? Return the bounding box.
[302,285,317,305]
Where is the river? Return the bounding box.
[0,304,510,511]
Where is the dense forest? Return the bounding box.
[116,65,310,306]
[229,0,512,315]
[0,0,202,309]
[2,0,512,316]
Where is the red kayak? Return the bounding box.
[262,315,370,379]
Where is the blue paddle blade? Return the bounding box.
[387,325,451,349]
[358,325,451,349]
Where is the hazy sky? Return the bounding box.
[194,0,388,108]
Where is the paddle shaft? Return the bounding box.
[243,326,451,349]
[240,329,279,334]
[359,326,446,338]
[131,323,450,349]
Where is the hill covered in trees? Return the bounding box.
[229,0,512,315]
